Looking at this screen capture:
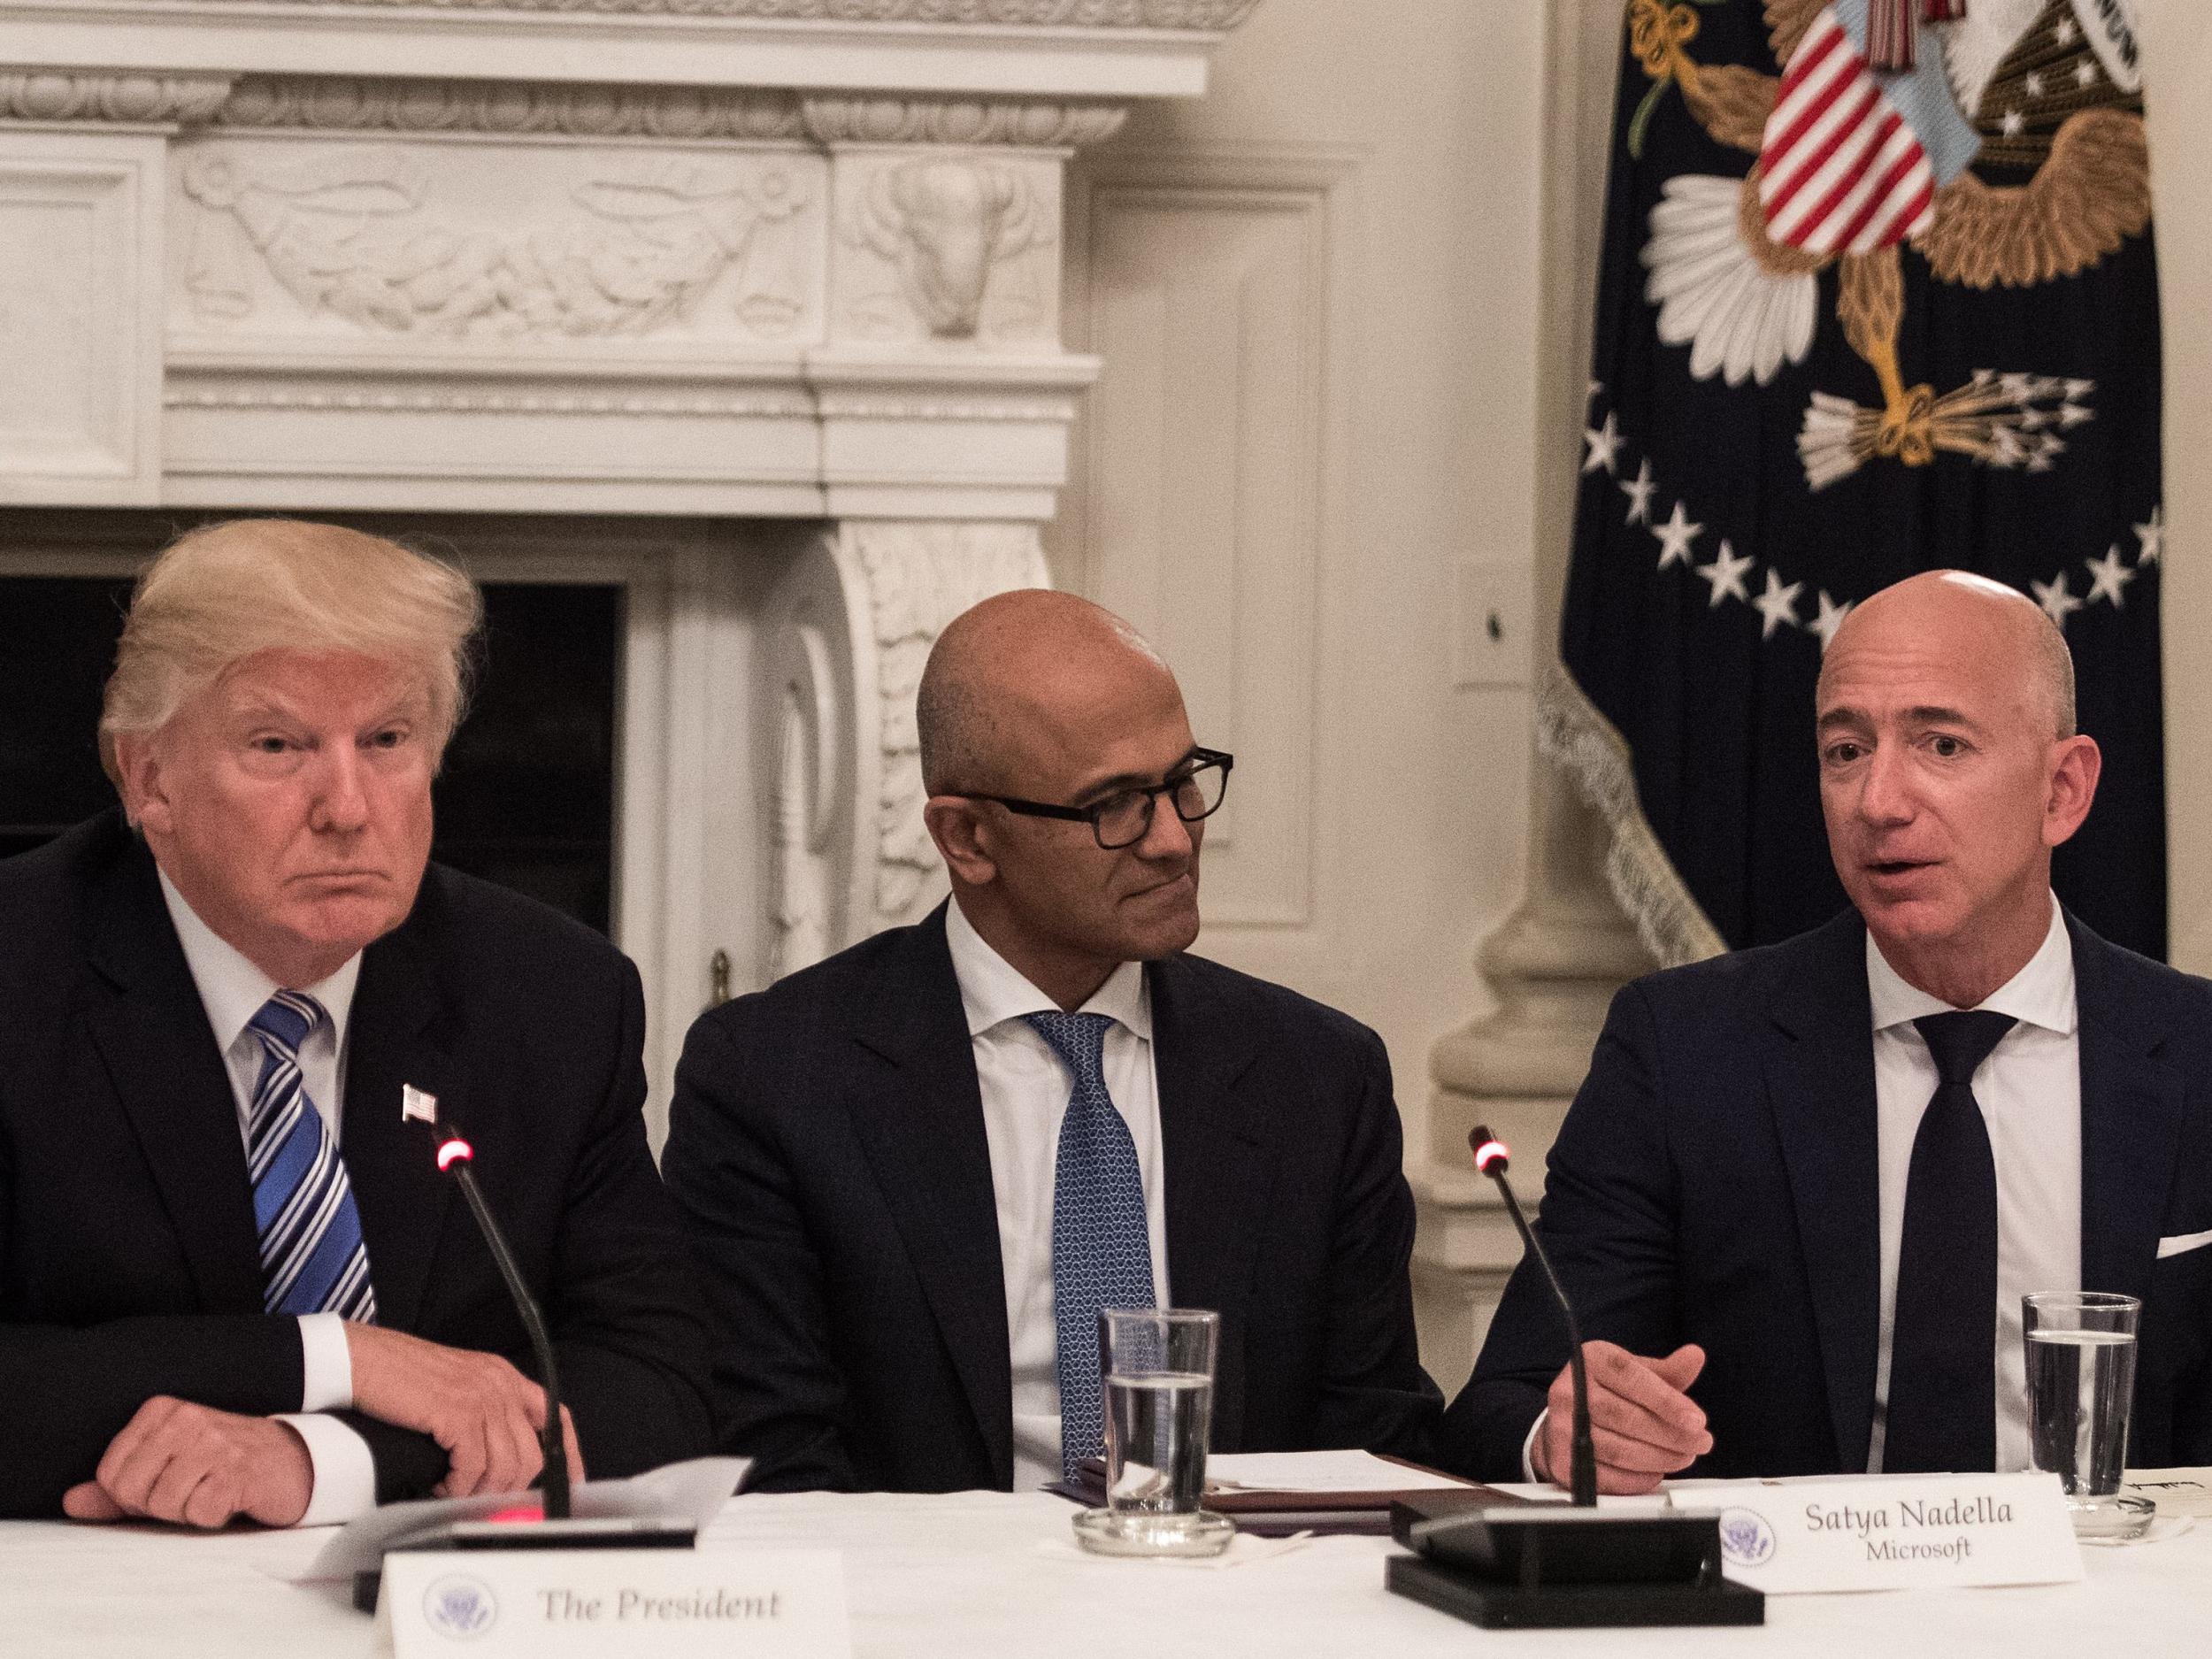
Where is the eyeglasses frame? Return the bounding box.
[954,747,1234,850]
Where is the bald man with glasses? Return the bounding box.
[664,590,1440,1494]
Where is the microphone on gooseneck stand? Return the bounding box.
[433,1124,569,1521]
[1380,1127,1763,1630]
[348,1102,707,1615]
[1468,1125,1596,1508]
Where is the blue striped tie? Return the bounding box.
[1026,1010,1155,1477]
[245,992,377,1322]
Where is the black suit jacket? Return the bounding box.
[1440,906,2212,1481]
[662,903,1440,1493]
[0,813,713,1517]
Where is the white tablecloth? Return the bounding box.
[2,1489,2206,1657]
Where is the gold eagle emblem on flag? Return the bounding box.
[1630,0,2149,488]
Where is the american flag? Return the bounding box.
[1757,11,1935,256]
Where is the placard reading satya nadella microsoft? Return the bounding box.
[1666,1471,2084,1594]
[384,1549,852,1657]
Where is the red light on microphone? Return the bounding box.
[436,1136,474,1171]
[1469,1127,1510,1176]
[487,1503,545,1525]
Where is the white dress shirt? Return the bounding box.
[943,898,1171,1493]
[1867,893,2080,1474]
[157,872,379,1525]
[1525,895,2082,1484]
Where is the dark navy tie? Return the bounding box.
[246,992,377,1322]
[1025,1010,1155,1477]
[1884,1010,2016,1473]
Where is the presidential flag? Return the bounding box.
[1548,0,2165,961]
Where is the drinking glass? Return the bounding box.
[2024,1291,2154,1540]
[1071,1307,1234,1557]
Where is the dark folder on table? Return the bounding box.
[1048,1455,1534,1536]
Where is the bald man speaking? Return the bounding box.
[664,591,1440,1493]
[1440,572,2212,1488]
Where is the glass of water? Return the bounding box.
[2024,1291,2154,1540]
[1071,1307,1234,1557]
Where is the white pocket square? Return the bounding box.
[2156,1229,2212,1260]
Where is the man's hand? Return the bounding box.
[63,1399,311,1528]
[1535,1341,1712,1495]
[346,1324,585,1498]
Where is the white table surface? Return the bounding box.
[2,1488,2205,1657]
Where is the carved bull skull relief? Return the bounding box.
[849,156,1048,339]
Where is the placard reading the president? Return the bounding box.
[1668,1472,2081,1594]
[386,1549,851,1658]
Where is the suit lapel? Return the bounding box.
[1151,956,1271,1449]
[83,838,265,1314]
[342,888,463,1335]
[1762,910,1883,1473]
[845,909,1014,1484]
[2071,914,2183,1305]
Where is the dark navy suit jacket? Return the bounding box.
[1440,906,2212,1481]
[0,813,714,1516]
[662,902,1441,1493]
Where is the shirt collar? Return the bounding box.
[1865,891,2077,1037]
[943,895,1152,1042]
[157,868,363,1055]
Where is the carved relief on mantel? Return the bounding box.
[0,72,234,125]
[834,152,1059,343]
[211,77,805,141]
[173,140,823,343]
[757,519,1048,979]
[145,84,1129,355]
[0,29,1229,508]
[800,97,1125,150]
[850,518,1048,929]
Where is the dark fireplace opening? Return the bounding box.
[0,572,621,938]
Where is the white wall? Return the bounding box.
[2139,1,2212,973]
[1050,0,1554,1147]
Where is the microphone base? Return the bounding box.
[352,1517,699,1613]
[1386,1501,1764,1630]
[1386,1554,1765,1630]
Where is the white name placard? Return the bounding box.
[1667,1471,2083,1594]
[385,1549,851,1658]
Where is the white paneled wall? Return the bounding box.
[0,133,165,503]
[1051,0,1553,1266]
[1064,147,1359,931]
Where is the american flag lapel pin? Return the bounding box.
[401,1084,439,1125]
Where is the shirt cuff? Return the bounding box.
[296,1314,356,1413]
[278,1413,379,1528]
[1521,1409,1548,1484]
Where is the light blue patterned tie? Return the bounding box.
[1026,1010,1155,1477]
[245,992,377,1322]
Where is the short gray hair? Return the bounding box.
[100,518,483,787]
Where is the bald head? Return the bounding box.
[918,588,1176,795]
[1819,570,2076,740]
[1814,566,2102,1008]
[917,588,1206,1005]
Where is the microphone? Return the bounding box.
[1382,1130,1761,1627]
[1469,1126,1596,1507]
[431,1123,569,1520]
[346,1097,712,1614]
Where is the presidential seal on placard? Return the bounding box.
[422,1575,499,1641]
[1718,1507,1778,1569]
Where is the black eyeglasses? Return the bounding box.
[962,748,1233,850]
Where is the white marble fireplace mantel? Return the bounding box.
[0,3,1256,1121]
